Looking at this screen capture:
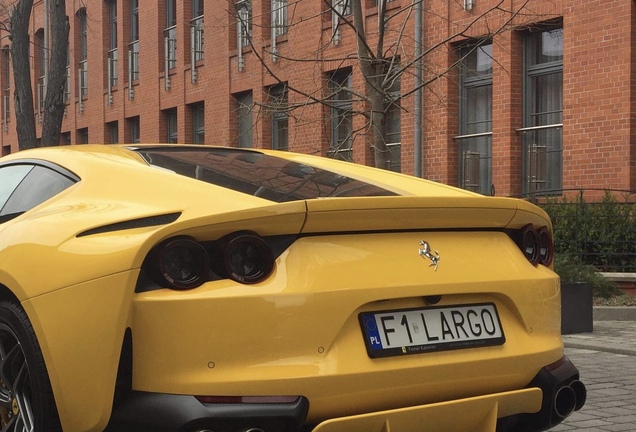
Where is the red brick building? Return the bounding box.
[0,0,634,198]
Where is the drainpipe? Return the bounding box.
[44,0,49,87]
[414,0,423,177]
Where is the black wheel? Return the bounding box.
[0,301,61,431]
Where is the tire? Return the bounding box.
[0,301,61,431]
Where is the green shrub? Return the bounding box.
[553,254,621,299]
[541,191,636,272]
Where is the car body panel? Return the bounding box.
[132,231,561,424]
[22,271,136,431]
[311,388,543,432]
[0,145,576,432]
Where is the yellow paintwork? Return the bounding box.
[312,388,542,432]
[0,145,562,431]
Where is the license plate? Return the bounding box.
[359,303,505,358]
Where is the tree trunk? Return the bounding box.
[10,0,37,150]
[352,0,390,169]
[41,0,69,146]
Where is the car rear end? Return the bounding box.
[104,147,585,432]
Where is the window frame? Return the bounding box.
[191,103,205,144]
[271,0,288,38]
[521,26,563,195]
[457,42,493,195]
[235,92,254,148]
[269,84,289,151]
[327,69,353,162]
[164,0,177,70]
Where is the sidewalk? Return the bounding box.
[562,307,636,356]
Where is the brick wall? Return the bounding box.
[0,0,634,199]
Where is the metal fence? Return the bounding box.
[536,189,636,273]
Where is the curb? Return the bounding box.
[593,306,636,321]
[563,340,636,357]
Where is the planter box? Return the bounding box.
[561,282,593,334]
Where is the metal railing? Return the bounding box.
[537,189,636,272]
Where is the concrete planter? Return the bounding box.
[561,282,593,334]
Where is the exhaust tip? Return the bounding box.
[554,385,576,419]
[570,380,587,411]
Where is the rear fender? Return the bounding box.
[22,270,137,432]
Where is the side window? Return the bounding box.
[0,165,76,221]
[0,165,33,212]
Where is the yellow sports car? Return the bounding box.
[0,144,585,432]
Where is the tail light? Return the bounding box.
[155,237,210,289]
[521,225,539,263]
[515,225,553,266]
[142,232,283,290]
[537,227,554,266]
[222,233,274,284]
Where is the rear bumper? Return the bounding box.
[106,357,584,432]
[105,393,309,432]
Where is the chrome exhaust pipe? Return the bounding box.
[570,380,587,411]
[554,385,576,418]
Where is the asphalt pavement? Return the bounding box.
[552,308,636,431]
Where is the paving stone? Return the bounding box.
[556,320,636,431]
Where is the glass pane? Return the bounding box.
[464,44,493,79]
[465,84,492,134]
[237,93,253,148]
[460,135,492,194]
[273,116,288,151]
[134,148,397,202]
[531,71,563,126]
[528,28,563,66]
[0,165,33,212]
[130,0,139,41]
[3,166,75,215]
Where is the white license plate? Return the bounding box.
[359,303,505,358]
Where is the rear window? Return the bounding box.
[133,147,396,202]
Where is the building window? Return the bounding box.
[165,0,177,70]
[2,46,9,130]
[333,0,351,16]
[64,42,70,104]
[271,0,288,38]
[36,29,45,118]
[235,92,253,148]
[191,0,204,62]
[127,116,140,143]
[522,26,563,194]
[108,0,118,87]
[60,132,71,145]
[107,121,119,144]
[269,84,288,151]
[191,103,205,144]
[164,108,178,143]
[78,8,88,99]
[129,0,139,81]
[237,0,251,48]
[385,75,401,173]
[327,69,353,161]
[77,127,89,144]
[457,42,493,194]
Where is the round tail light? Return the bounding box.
[537,227,554,266]
[521,225,539,264]
[223,234,274,284]
[157,237,209,289]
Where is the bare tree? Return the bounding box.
[7,0,68,150]
[235,0,543,169]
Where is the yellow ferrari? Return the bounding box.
[0,144,585,432]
